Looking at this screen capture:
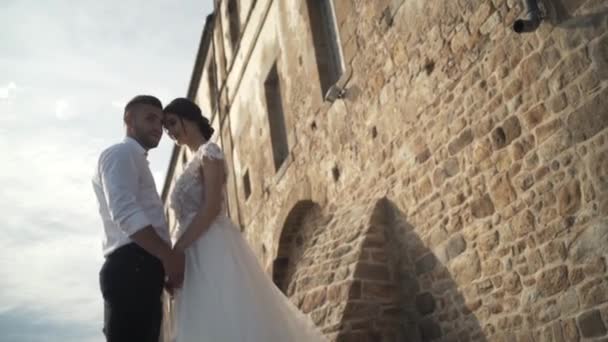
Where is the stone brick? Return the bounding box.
[590,33,608,79]
[558,180,581,216]
[504,272,522,295]
[489,174,517,209]
[522,103,548,130]
[415,176,434,200]
[327,281,358,303]
[482,258,502,276]
[513,209,535,237]
[537,129,572,163]
[450,251,481,284]
[428,226,448,249]
[448,128,474,155]
[302,288,327,313]
[579,70,602,95]
[520,52,543,86]
[473,116,494,138]
[549,49,591,93]
[341,302,380,319]
[570,267,585,286]
[579,278,608,309]
[491,116,521,150]
[504,78,523,100]
[471,194,495,218]
[565,82,582,108]
[416,253,437,275]
[567,88,608,143]
[584,257,607,278]
[354,263,390,281]
[542,240,566,263]
[451,24,470,55]
[416,292,436,316]
[469,2,493,33]
[570,219,608,263]
[418,317,442,341]
[443,157,459,177]
[511,136,534,161]
[444,233,466,260]
[361,282,397,301]
[558,288,581,317]
[478,230,499,252]
[577,309,606,338]
[547,92,568,114]
[535,118,563,144]
[473,140,492,164]
[480,11,501,36]
[537,266,569,297]
[562,318,580,341]
[588,149,608,193]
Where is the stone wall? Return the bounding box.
[166,0,608,340]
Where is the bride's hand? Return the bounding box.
[164,281,175,297]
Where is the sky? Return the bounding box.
[0,1,213,341]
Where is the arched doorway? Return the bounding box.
[272,200,324,296]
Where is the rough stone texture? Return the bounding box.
[578,309,607,338]
[163,0,608,341]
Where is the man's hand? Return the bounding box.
[162,249,185,290]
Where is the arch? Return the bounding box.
[272,200,320,293]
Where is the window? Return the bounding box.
[306,0,344,99]
[264,63,289,171]
[243,169,251,200]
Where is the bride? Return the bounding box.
[162,97,327,341]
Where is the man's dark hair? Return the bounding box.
[124,95,163,115]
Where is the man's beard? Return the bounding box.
[134,128,160,149]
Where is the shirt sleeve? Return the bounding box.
[99,146,151,236]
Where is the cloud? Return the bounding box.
[111,100,125,109]
[0,82,18,107]
[0,307,102,342]
[0,123,105,331]
[55,99,77,120]
[0,82,17,99]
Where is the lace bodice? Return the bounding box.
[169,142,227,242]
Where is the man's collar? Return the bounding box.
[124,136,148,156]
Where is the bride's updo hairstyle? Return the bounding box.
[164,97,214,141]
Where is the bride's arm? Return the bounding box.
[174,156,225,251]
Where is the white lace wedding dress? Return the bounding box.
[166,142,327,342]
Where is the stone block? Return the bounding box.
[537,265,569,297]
[416,292,436,316]
[567,88,608,143]
[577,309,606,338]
[549,49,591,93]
[471,194,495,218]
[450,251,481,283]
[490,174,517,209]
[448,128,474,155]
[558,180,582,216]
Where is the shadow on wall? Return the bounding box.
[543,0,608,29]
[337,198,487,342]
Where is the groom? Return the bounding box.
[92,95,185,341]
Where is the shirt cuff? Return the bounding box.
[119,211,152,236]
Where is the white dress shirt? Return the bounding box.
[92,137,170,257]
